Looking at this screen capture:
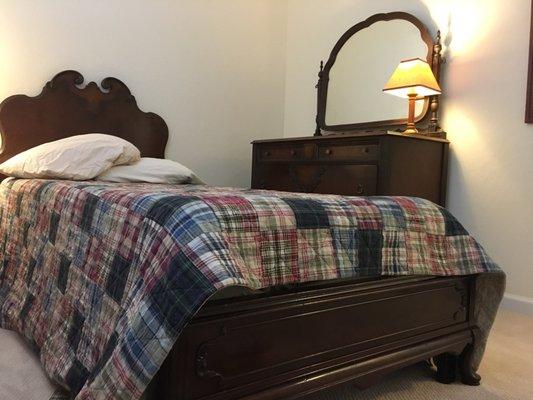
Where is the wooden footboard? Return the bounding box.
[149,276,477,399]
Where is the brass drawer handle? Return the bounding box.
[356,184,364,195]
[325,149,332,155]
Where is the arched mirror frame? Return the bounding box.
[315,12,443,136]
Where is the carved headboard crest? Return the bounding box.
[0,70,168,163]
[44,70,134,109]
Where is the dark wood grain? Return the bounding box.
[0,70,168,164]
[251,132,449,206]
[150,276,478,399]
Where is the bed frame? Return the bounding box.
[0,71,482,399]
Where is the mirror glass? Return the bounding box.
[325,19,429,126]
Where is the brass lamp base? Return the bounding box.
[403,123,418,134]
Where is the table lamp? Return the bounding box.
[383,58,441,134]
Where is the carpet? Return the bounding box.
[0,329,56,400]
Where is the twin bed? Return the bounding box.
[0,71,504,400]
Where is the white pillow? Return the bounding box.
[96,157,203,184]
[0,134,140,180]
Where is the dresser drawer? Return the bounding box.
[314,164,377,195]
[318,143,379,161]
[258,144,309,161]
[253,164,377,196]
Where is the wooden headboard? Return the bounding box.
[0,70,168,163]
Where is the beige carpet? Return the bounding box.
[0,330,56,400]
[0,309,531,400]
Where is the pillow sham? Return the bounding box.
[96,157,204,184]
[0,134,140,180]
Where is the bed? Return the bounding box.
[0,71,505,400]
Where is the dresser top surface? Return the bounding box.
[252,131,449,145]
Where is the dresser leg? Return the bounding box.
[434,353,457,384]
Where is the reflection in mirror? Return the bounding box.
[325,20,429,126]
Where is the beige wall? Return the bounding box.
[284,0,533,299]
[0,0,287,187]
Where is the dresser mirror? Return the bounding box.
[315,12,443,135]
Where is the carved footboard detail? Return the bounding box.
[153,276,478,400]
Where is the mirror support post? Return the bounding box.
[428,31,443,134]
[315,61,324,136]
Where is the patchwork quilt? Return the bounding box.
[0,179,503,400]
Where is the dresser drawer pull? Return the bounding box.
[363,147,370,154]
[290,150,297,156]
[325,149,332,155]
[356,184,365,195]
[264,151,270,157]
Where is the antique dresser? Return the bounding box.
[251,131,448,206]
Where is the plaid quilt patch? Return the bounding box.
[0,179,501,400]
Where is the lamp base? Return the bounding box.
[403,122,418,134]
[403,94,419,134]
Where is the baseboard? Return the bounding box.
[501,293,533,315]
